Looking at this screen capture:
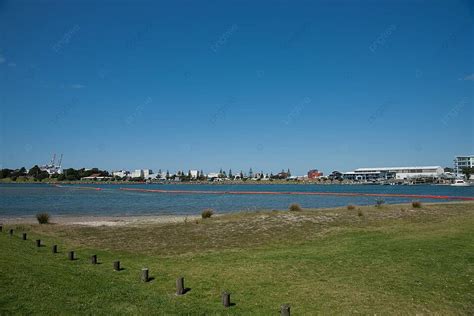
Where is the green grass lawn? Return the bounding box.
[1,202,473,314]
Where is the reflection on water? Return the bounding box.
[0,183,472,217]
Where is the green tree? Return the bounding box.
[0,169,13,179]
[462,167,474,180]
[28,165,41,177]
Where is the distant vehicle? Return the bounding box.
[451,179,472,187]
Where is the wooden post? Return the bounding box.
[141,268,149,282]
[113,260,120,271]
[281,304,290,316]
[0,225,3,232]
[52,245,58,254]
[36,239,41,247]
[68,251,75,260]
[22,233,27,240]
[9,229,13,237]
[176,277,185,295]
[222,292,231,307]
[91,255,97,264]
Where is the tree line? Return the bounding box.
[0,167,109,181]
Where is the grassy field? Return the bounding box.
[1,202,473,314]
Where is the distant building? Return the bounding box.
[81,173,112,181]
[344,166,444,181]
[130,169,144,178]
[190,170,199,179]
[143,169,153,178]
[328,171,343,180]
[307,169,323,179]
[454,155,474,177]
[112,170,129,178]
[207,172,220,180]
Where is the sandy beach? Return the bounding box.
[0,214,201,227]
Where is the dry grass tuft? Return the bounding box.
[289,203,302,212]
[201,209,214,219]
[412,201,422,208]
[36,212,50,224]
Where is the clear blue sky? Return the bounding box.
[0,0,473,175]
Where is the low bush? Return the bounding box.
[289,203,302,212]
[347,204,356,210]
[375,199,385,207]
[36,212,50,224]
[412,201,422,208]
[201,209,214,219]
[358,210,364,217]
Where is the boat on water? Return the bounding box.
[450,179,473,187]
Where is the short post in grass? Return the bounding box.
[68,251,75,261]
[36,239,41,247]
[280,304,291,316]
[91,255,97,265]
[176,277,185,295]
[0,225,2,232]
[113,260,121,271]
[9,229,13,237]
[52,245,58,254]
[22,233,27,240]
[222,292,231,307]
[140,268,149,282]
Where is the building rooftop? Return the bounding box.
[355,166,442,172]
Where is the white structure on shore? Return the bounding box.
[190,170,199,179]
[40,154,63,175]
[112,170,130,178]
[454,155,474,177]
[344,166,444,181]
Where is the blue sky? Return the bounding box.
[0,0,473,175]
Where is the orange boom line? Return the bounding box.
[119,188,474,201]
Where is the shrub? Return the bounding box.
[412,201,422,208]
[289,203,302,212]
[201,209,214,219]
[375,199,385,207]
[347,204,356,210]
[36,212,50,224]
[358,210,364,217]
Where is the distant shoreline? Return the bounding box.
[0,179,451,186]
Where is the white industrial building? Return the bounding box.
[454,155,474,177]
[112,170,130,178]
[344,166,444,181]
[190,170,199,179]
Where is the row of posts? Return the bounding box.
[1,225,291,314]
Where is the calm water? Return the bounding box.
[0,183,473,217]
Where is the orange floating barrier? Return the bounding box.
[119,187,474,201]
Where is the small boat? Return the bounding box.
[451,179,473,187]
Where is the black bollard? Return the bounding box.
[281,304,290,316]
[22,233,27,240]
[222,292,231,307]
[9,229,13,237]
[141,268,149,282]
[36,239,41,247]
[91,255,97,264]
[113,260,120,271]
[52,245,58,254]
[68,251,75,260]
[176,277,185,295]
[0,225,3,232]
